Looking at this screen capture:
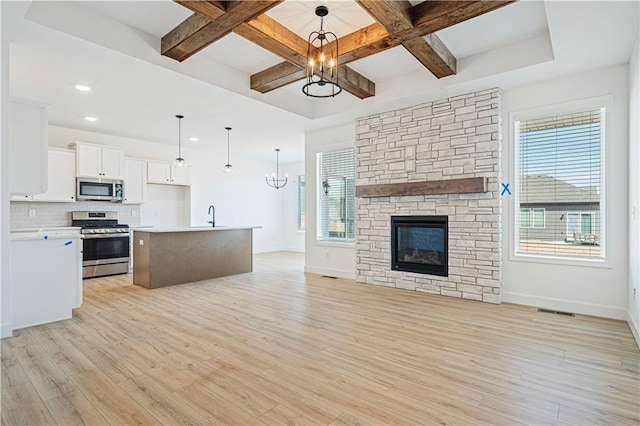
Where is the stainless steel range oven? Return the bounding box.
[72,211,130,279]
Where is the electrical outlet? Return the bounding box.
[406,160,416,172]
[139,239,144,246]
[131,210,137,217]
[28,209,35,217]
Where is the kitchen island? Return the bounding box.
[133,226,257,289]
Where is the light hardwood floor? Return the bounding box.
[2,251,639,425]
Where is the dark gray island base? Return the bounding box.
[133,227,255,289]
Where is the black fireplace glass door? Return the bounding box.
[391,216,448,276]
[396,227,445,266]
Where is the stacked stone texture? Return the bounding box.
[355,88,502,303]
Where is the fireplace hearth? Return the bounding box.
[391,216,448,277]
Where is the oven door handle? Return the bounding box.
[82,233,130,239]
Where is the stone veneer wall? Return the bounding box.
[355,88,502,303]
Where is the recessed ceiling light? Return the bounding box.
[189,137,199,142]
[75,84,92,92]
[84,116,97,122]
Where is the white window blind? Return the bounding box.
[297,175,306,232]
[516,108,604,259]
[317,148,355,242]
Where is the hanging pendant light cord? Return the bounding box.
[178,117,182,159]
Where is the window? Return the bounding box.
[516,108,604,259]
[532,208,545,228]
[520,208,545,229]
[520,208,531,228]
[297,175,306,232]
[317,148,355,242]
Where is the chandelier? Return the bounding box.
[302,6,342,98]
[174,114,186,167]
[265,148,288,189]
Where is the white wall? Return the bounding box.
[304,123,356,279]
[282,161,305,252]
[1,37,12,337]
[48,125,284,253]
[628,36,640,343]
[502,65,630,319]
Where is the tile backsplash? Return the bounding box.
[10,201,141,229]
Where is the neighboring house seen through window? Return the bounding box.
[516,108,604,259]
[317,148,355,243]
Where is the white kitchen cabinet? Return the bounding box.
[123,158,146,204]
[71,142,123,179]
[147,161,190,186]
[9,98,48,195]
[11,149,76,202]
[171,163,190,185]
[10,230,83,331]
[33,149,76,202]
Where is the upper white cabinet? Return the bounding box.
[123,158,146,204]
[33,149,76,202]
[70,142,123,179]
[11,149,76,203]
[9,98,48,195]
[147,161,190,186]
[171,163,190,185]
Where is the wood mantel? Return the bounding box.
[355,177,488,198]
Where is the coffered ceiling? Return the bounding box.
[3,1,638,163]
[161,1,514,99]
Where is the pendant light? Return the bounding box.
[302,5,342,98]
[223,127,233,173]
[174,114,186,168]
[265,148,288,189]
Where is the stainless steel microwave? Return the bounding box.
[77,178,123,202]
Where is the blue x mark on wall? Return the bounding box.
[501,183,511,196]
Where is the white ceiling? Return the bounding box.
[3,1,638,163]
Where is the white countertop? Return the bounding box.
[134,226,261,233]
[11,227,82,241]
[11,227,81,233]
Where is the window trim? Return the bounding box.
[297,175,306,233]
[508,96,612,268]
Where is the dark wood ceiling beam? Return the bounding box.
[166,1,376,98]
[402,35,456,78]
[252,1,512,92]
[356,0,456,77]
[162,0,283,62]
[251,62,305,94]
[234,14,310,67]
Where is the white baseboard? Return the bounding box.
[502,291,627,320]
[282,247,305,253]
[253,246,284,254]
[627,310,640,349]
[1,322,13,339]
[305,265,355,280]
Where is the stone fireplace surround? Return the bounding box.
[355,88,502,303]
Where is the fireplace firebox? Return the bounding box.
[391,216,448,276]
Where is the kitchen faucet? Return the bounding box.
[208,205,215,228]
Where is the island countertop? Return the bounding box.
[137,226,261,233]
[133,226,257,289]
